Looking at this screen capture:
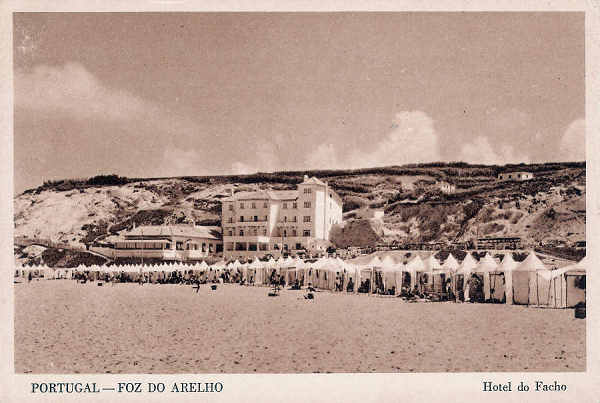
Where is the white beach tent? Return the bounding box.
[330,257,350,291]
[423,254,443,293]
[511,251,552,306]
[342,262,360,294]
[474,253,500,301]
[441,254,460,296]
[441,253,460,271]
[547,256,587,308]
[291,257,308,287]
[314,257,334,290]
[380,255,403,295]
[457,253,478,301]
[360,255,383,294]
[500,253,519,305]
[404,254,426,291]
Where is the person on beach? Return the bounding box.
[347,277,354,293]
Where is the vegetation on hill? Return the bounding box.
[15,162,586,263]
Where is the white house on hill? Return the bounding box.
[498,171,534,181]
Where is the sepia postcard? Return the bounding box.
[1,1,598,402]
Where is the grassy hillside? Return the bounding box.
[15,162,585,264]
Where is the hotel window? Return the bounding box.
[227,230,233,236]
[292,216,297,222]
[228,217,233,223]
[263,202,268,208]
[295,243,302,250]
[283,202,288,209]
[240,216,244,222]
[303,230,311,237]
[165,243,171,249]
[239,229,244,236]
[304,201,311,208]
[293,202,297,209]
[284,216,287,222]
[228,204,233,211]
[292,229,297,236]
[283,230,287,237]
[304,188,312,194]
[254,215,258,222]
[303,216,311,222]
[262,228,267,236]
[240,202,244,209]
[251,202,256,208]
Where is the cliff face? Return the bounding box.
[14,163,585,262]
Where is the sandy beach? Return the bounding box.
[14,280,585,373]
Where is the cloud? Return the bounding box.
[155,146,207,178]
[15,62,151,121]
[229,140,287,175]
[15,62,222,179]
[305,111,441,170]
[305,143,342,170]
[558,118,585,161]
[459,136,530,165]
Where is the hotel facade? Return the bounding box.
[221,176,343,259]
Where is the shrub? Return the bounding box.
[86,174,129,186]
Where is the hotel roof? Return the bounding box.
[124,225,221,240]
[222,176,340,203]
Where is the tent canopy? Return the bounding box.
[514,251,548,272]
[475,253,500,273]
[441,253,460,271]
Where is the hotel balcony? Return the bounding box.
[223,235,271,243]
[236,218,269,225]
[276,220,300,228]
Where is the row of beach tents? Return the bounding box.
[15,251,586,308]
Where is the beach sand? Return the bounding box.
[14,280,585,373]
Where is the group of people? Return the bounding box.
[60,266,490,305]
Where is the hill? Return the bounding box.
[14,162,585,265]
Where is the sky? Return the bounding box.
[13,12,585,193]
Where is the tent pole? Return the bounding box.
[535,273,539,306]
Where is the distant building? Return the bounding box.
[113,225,222,261]
[498,172,534,181]
[221,175,343,259]
[574,240,586,249]
[438,181,456,194]
[477,237,521,250]
[356,209,384,220]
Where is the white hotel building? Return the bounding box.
[221,176,343,259]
